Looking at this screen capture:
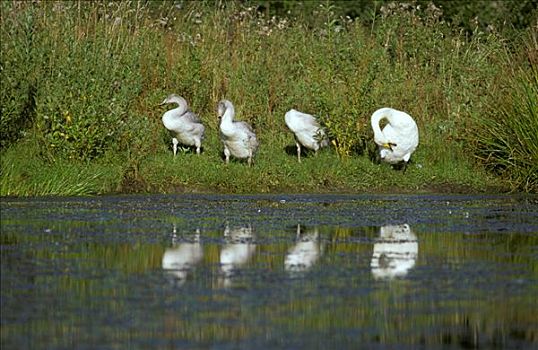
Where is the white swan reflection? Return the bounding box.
[162,228,203,285]
[219,224,256,287]
[285,225,322,274]
[371,224,418,280]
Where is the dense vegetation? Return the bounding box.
[1,1,536,196]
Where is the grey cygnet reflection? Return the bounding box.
[285,224,322,274]
[371,224,418,280]
[219,224,256,287]
[162,228,203,285]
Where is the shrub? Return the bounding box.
[0,2,38,149]
[1,2,158,161]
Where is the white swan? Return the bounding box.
[370,108,419,170]
[219,224,256,287]
[284,109,329,162]
[284,225,322,274]
[370,224,418,280]
[217,100,259,166]
[160,94,205,156]
[162,229,203,285]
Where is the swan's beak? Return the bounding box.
[383,142,397,151]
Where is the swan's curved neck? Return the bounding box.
[371,110,388,143]
[221,102,235,125]
[170,97,187,116]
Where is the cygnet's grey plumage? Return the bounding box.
[285,109,329,162]
[217,99,259,166]
[160,94,205,156]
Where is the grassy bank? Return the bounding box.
[0,116,504,196]
[1,1,536,196]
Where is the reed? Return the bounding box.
[472,63,538,192]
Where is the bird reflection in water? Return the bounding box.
[162,227,203,286]
[219,224,256,287]
[371,224,418,280]
[285,225,322,275]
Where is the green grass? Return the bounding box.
[1,122,498,196]
[0,141,122,196]
[1,1,535,196]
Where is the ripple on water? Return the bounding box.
[1,194,537,349]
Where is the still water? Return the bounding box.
[1,194,537,349]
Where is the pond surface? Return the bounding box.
[1,194,537,349]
